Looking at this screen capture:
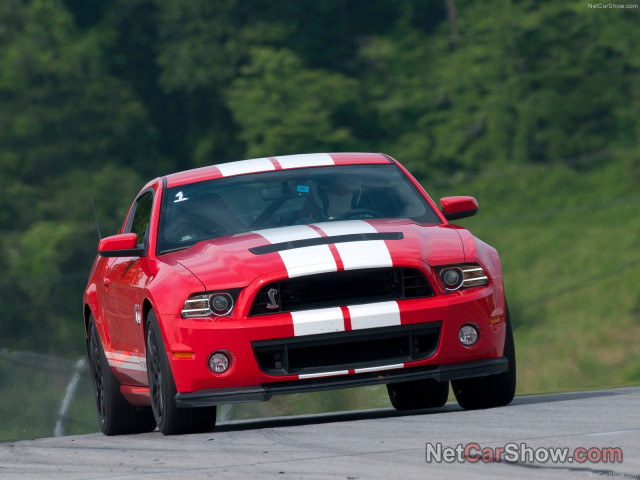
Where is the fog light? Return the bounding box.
[459,325,479,346]
[208,351,231,373]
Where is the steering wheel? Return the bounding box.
[338,208,379,220]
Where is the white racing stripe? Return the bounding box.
[291,307,345,336]
[348,301,401,330]
[334,240,393,270]
[353,364,404,374]
[298,370,350,380]
[105,361,147,373]
[104,351,147,372]
[254,225,339,278]
[314,220,377,235]
[298,364,404,379]
[254,220,393,278]
[276,153,335,169]
[254,225,320,244]
[291,301,402,337]
[216,157,275,177]
[279,245,337,278]
[316,220,393,270]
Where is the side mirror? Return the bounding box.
[98,233,146,258]
[440,196,479,221]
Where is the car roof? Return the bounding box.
[164,152,394,188]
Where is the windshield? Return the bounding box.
[157,164,440,253]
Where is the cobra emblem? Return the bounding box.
[266,288,280,310]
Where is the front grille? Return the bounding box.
[253,323,441,376]
[250,267,433,316]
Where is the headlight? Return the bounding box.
[181,290,239,318]
[440,267,464,290]
[437,263,488,291]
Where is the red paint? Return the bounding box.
[341,306,352,331]
[440,196,479,215]
[98,233,137,253]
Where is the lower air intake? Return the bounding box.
[253,323,441,376]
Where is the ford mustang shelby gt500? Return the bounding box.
[83,152,515,435]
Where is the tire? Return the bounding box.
[146,312,217,435]
[387,379,449,411]
[87,316,157,435]
[451,305,517,410]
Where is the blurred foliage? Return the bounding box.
[427,150,640,394]
[1,0,639,362]
[0,350,96,441]
[226,46,360,158]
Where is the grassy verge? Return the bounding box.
[428,151,640,394]
[0,350,96,442]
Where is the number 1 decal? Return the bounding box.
[174,191,189,203]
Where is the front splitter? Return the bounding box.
[174,357,508,408]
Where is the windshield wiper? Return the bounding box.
[159,245,191,255]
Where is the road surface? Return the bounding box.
[1,387,639,479]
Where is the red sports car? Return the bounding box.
[83,152,515,435]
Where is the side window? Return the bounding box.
[128,191,153,244]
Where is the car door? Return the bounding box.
[102,190,154,385]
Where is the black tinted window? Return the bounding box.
[129,191,153,244]
[158,164,440,253]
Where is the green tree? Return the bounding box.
[0,0,157,184]
[0,0,150,352]
[355,0,640,177]
[225,47,360,158]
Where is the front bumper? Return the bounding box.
[163,283,506,394]
[174,356,508,407]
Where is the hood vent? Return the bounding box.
[250,232,403,255]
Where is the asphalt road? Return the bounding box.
[1,387,639,480]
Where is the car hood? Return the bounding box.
[163,219,467,290]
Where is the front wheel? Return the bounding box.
[451,306,516,410]
[146,312,217,435]
[87,316,156,435]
